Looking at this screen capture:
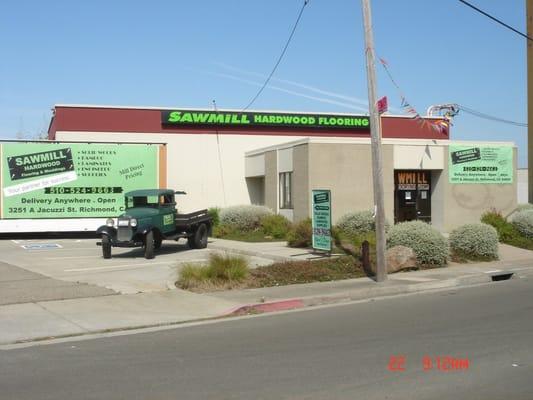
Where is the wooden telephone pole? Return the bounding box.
[361,0,387,282]
[526,0,533,203]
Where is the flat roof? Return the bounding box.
[245,137,516,157]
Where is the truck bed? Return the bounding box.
[174,209,211,231]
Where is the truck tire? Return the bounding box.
[193,223,208,249]
[102,235,112,259]
[144,231,155,259]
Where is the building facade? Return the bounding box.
[245,138,517,232]
[47,105,517,232]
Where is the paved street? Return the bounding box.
[1,275,532,399]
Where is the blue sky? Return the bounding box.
[0,1,527,165]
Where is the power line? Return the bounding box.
[242,0,309,110]
[212,100,227,206]
[456,104,527,127]
[458,0,533,41]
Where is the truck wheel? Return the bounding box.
[193,224,208,249]
[187,236,196,249]
[144,231,155,259]
[102,235,112,259]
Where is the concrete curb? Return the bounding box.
[221,273,497,317]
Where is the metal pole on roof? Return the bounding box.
[361,0,387,282]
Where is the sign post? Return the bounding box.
[312,189,332,253]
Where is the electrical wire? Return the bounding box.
[242,0,309,110]
[456,104,527,127]
[458,0,533,41]
[212,100,227,206]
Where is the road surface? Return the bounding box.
[1,274,532,399]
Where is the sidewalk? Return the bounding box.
[1,242,532,346]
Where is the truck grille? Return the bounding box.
[117,226,133,242]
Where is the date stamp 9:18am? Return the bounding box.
[388,355,470,372]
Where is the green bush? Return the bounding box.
[219,205,273,231]
[260,214,291,239]
[511,210,533,238]
[387,221,448,266]
[177,253,249,289]
[208,207,220,227]
[287,218,312,248]
[336,210,389,237]
[449,223,499,260]
[481,210,533,250]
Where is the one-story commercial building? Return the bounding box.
[45,104,516,232]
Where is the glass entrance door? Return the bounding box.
[394,170,431,224]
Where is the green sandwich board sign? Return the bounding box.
[312,189,332,252]
[162,110,370,130]
[449,145,513,184]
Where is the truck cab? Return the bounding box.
[97,189,211,259]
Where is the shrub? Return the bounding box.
[481,210,517,243]
[208,207,220,227]
[449,223,499,260]
[511,209,533,238]
[287,218,312,248]
[336,210,389,236]
[219,205,273,231]
[516,203,533,212]
[260,214,291,239]
[177,253,249,290]
[481,210,533,250]
[387,221,448,266]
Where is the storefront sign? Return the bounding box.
[395,171,430,190]
[312,189,332,252]
[162,110,370,130]
[1,143,160,219]
[449,146,513,184]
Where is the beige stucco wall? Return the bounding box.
[287,141,517,232]
[304,142,394,224]
[264,150,278,212]
[292,144,309,222]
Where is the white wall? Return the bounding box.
[55,131,304,212]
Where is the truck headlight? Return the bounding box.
[130,218,137,227]
[106,218,114,227]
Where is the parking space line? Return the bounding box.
[64,261,171,272]
[46,255,102,260]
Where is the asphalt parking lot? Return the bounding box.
[0,238,272,295]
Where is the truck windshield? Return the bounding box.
[126,196,159,208]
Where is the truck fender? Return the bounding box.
[134,226,162,243]
[97,226,116,237]
[138,225,155,236]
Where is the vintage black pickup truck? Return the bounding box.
[97,189,212,259]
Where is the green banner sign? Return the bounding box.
[1,143,159,219]
[449,145,513,184]
[162,110,370,130]
[312,189,332,252]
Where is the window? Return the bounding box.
[279,172,293,209]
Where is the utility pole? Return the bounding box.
[361,0,387,282]
[526,0,533,203]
